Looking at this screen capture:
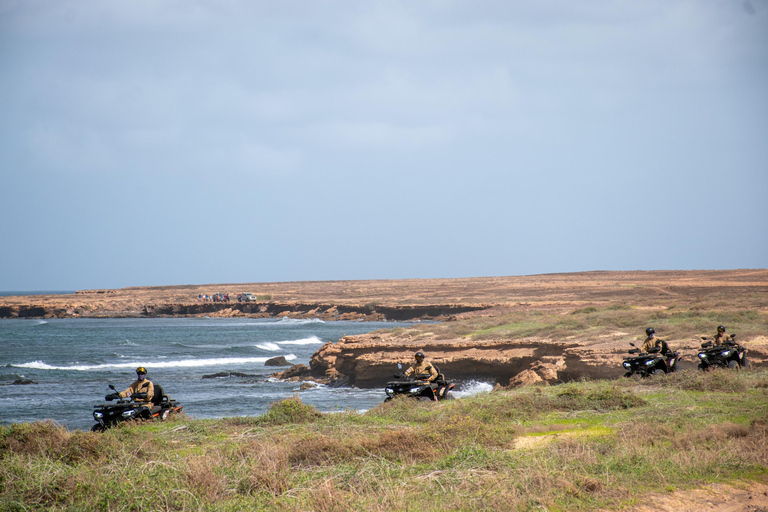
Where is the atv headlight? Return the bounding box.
[385,388,394,395]
[93,411,103,419]
[644,360,655,366]
[721,351,732,357]
[122,410,136,418]
[409,387,422,394]
[623,362,631,369]
[698,353,707,359]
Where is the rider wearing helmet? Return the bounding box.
[713,325,731,346]
[403,351,438,382]
[641,327,660,353]
[118,367,155,407]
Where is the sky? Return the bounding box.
[1,0,767,291]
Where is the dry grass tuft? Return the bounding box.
[362,428,439,463]
[236,440,291,496]
[289,434,359,466]
[0,421,118,463]
[185,455,225,502]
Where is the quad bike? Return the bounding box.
[384,365,455,402]
[622,341,682,378]
[697,334,748,370]
[91,383,182,432]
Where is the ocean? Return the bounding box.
[0,317,492,431]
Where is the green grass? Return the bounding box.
[2,369,767,511]
[421,305,768,342]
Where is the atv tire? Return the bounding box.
[728,359,739,370]
[653,369,666,376]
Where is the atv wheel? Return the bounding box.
[728,359,739,370]
[743,356,749,369]
[697,363,707,371]
[444,391,455,400]
[91,424,106,433]
[653,369,666,376]
[384,396,393,402]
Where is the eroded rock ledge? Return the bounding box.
[274,331,768,389]
[0,302,487,320]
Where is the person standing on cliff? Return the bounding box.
[403,352,438,382]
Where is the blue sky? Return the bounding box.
[1,1,766,290]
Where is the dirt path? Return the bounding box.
[629,482,768,512]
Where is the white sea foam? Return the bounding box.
[256,342,281,351]
[277,318,325,324]
[277,336,324,346]
[11,355,296,371]
[453,380,494,398]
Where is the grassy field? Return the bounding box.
[2,368,767,511]
[400,304,768,343]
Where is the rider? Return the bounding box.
[713,325,732,346]
[403,351,438,382]
[641,327,662,354]
[117,367,155,409]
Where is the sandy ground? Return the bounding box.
[627,481,768,512]
[2,269,767,316]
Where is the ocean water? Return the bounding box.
[0,317,493,430]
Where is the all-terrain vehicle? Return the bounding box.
[622,341,682,378]
[384,366,455,402]
[91,383,183,431]
[697,335,748,370]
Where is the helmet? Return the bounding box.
[717,325,726,333]
[414,352,424,360]
[136,367,147,374]
[645,327,655,336]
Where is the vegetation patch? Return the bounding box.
[2,369,766,511]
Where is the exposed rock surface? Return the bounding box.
[2,269,766,320]
[264,356,291,367]
[306,332,768,388]
[2,269,766,387]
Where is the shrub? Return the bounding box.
[258,396,321,425]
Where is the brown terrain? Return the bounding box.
[3,269,768,510]
[2,269,767,389]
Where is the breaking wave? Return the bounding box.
[9,355,297,371]
[256,342,281,351]
[454,380,494,398]
[276,336,323,345]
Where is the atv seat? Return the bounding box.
[149,384,169,415]
[152,384,165,406]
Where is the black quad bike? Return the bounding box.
[384,366,455,402]
[622,341,682,378]
[92,383,183,432]
[697,335,748,370]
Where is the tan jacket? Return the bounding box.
[404,360,439,382]
[713,333,731,346]
[641,335,659,354]
[120,379,154,405]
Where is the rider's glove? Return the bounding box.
[105,393,119,401]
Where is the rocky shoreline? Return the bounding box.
[0,301,485,321]
[3,269,767,388]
